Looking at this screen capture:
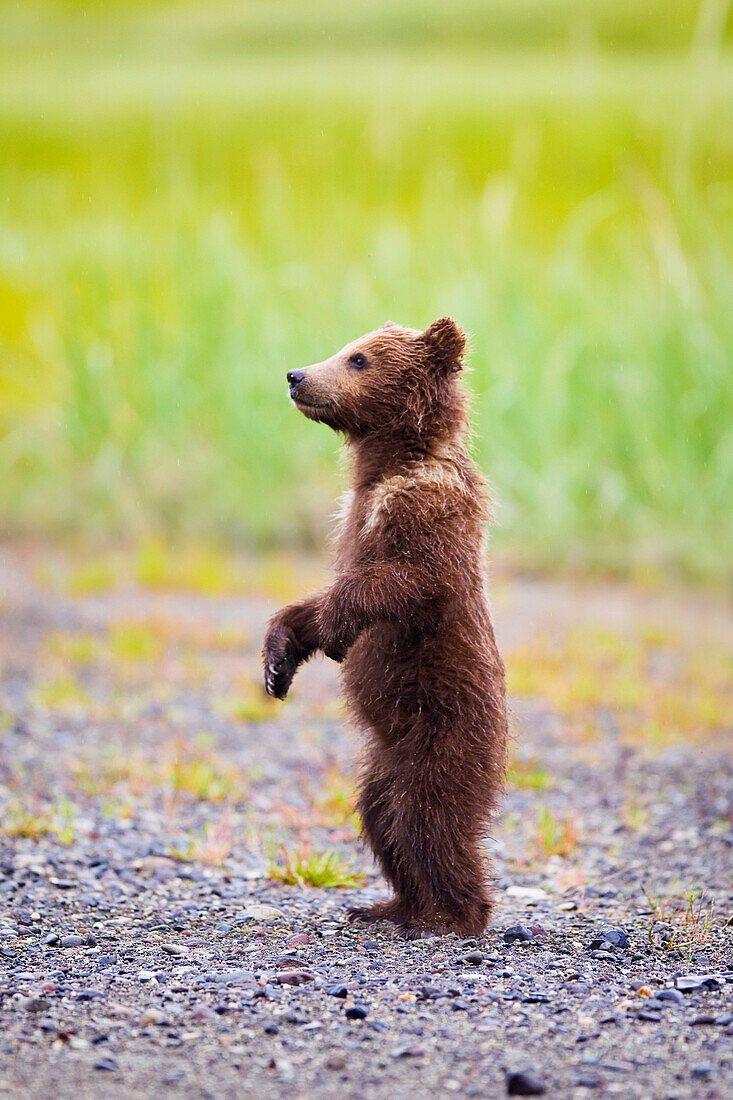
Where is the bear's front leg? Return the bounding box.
[317,565,437,663]
[262,594,324,699]
[316,583,362,664]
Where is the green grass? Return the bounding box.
[1,1,732,581]
[2,800,77,844]
[267,841,365,888]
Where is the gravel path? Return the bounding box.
[0,545,731,1099]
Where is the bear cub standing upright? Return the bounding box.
[263,318,508,937]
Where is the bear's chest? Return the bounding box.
[334,486,389,560]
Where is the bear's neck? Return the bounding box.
[348,430,467,490]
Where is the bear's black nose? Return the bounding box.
[287,370,305,388]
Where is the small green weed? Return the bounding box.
[226,680,281,723]
[35,675,93,713]
[268,841,364,888]
[534,804,579,858]
[643,884,717,953]
[66,559,116,596]
[507,759,551,790]
[45,631,101,665]
[315,767,361,830]
[109,621,164,662]
[135,540,245,595]
[169,817,234,866]
[70,737,245,802]
[2,801,76,843]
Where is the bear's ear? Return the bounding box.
[421,316,466,374]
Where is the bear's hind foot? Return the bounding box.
[394,921,439,941]
[394,905,493,941]
[346,898,404,926]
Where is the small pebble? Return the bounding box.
[238,904,283,922]
[504,924,533,945]
[675,974,723,992]
[655,989,684,1004]
[345,1005,368,1020]
[286,933,311,947]
[94,1058,118,1072]
[458,950,484,966]
[139,1007,166,1026]
[587,928,629,952]
[272,970,315,987]
[506,1070,545,1095]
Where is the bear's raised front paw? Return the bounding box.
[263,629,298,700]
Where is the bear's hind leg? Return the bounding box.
[390,775,495,939]
[347,770,415,928]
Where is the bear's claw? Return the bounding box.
[346,899,405,926]
[263,635,298,700]
[394,922,437,941]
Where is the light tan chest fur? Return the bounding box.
[334,457,466,547]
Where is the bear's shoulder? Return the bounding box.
[363,451,484,535]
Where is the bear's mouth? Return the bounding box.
[291,394,332,412]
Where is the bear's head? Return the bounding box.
[286,317,468,447]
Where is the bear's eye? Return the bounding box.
[348,353,369,370]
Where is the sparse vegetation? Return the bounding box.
[226,679,282,724]
[642,884,718,955]
[134,540,246,596]
[268,841,365,889]
[70,737,246,803]
[66,560,116,597]
[170,816,235,867]
[508,624,733,747]
[109,621,165,663]
[1,801,76,844]
[534,804,579,858]
[1,808,55,840]
[45,631,101,665]
[506,759,552,790]
[314,767,361,830]
[164,738,243,802]
[35,675,93,714]
[621,795,650,831]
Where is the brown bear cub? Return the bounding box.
[263,318,508,938]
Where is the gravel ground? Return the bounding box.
[0,545,731,1099]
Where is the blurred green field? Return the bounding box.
[1,1,732,582]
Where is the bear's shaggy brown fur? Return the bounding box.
[263,318,508,937]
